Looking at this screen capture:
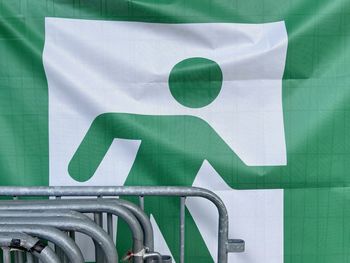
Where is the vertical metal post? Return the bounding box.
[95,195,104,263]
[54,196,64,262]
[62,232,69,263]
[180,197,186,263]
[10,206,21,263]
[139,196,144,210]
[139,193,147,262]
[12,196,22,263]
[107,213,114,239]
[17,252,24,263]
[14,251,24,263]
[26,252,34,263]
[14,249,19,263]
[3,247,11,263]
[69,231,75,241]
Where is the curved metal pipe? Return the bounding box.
[0,199,146,261]
[0,210,96,262]
[2,199,151,249]
[0,216,118,263]
[107,199,154,251]
[0,225,84,263]
[0,232,60,263]
[0,186,233,262]
[0,209,106,263]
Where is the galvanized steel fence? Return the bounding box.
[0,186,245,263]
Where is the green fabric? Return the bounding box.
[1,0,350,262]
[168,57,223,108]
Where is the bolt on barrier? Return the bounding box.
[0,232,60,263]
[0,186,245,263]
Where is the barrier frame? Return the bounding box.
[0,186,245,263]
[0,215,118,263]
[0,225,84,263]
[0,232,60,263]
[0,200,155,263]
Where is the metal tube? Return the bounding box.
[14,249,19,263]
[139,196,144,210]
[0,232,60,263]
[180,197,186,263]
[69,230,75,241]
[17,251,24,263]
[0,186,233,262]
[35,246,60,263]
[0,211,78,263]
[0,198,152,251]
[0,199,145,262]
[55,244,64,262]
[0,210,89,263]
[0,218,118,263]
[0,210,85,263]
[94,212,104,263]
[3,247,11,263]
[112,199,153,251]
[107,213,113,239]
[61,234,68,263]
[54,195,63,261]
[0,220,118,263]
[26,252,34,263]
[0,226,84,263]
[12,197,21,263]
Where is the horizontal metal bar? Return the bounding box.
[0,199,148,261]
[0,232,60,263]
[0,186,237,262]
[0,225,83,263]
[0,216,118,263]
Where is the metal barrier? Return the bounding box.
[0,232,60,263]
[0,215,118,263]
[0,186,245,263]
[0,202,152,263]
[0,225,84,263]
[0,209,104,262]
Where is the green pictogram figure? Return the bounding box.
[68,57,272,261]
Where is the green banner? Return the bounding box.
[1,1,350,262]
